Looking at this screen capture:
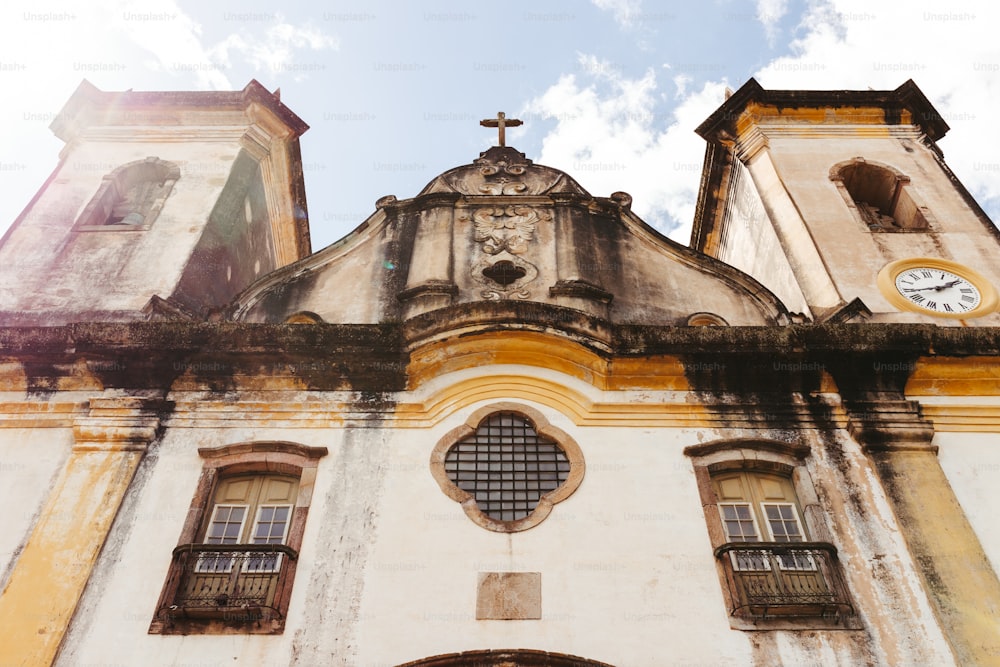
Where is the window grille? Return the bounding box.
[444,412,571,522]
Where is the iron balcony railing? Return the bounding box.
[714,541,854,620]
[160,543,298,622]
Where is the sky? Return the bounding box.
[0,0,997,251]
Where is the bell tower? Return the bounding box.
[691,79,1000,325]
[0,80,310,325]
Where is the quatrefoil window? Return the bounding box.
[430,403,585,532]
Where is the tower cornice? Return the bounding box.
[695,77,948,143]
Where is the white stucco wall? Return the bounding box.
[0,424,73,593]
[935,428,1000,579]
[51,365,964,667]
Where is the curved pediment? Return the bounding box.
[419,146,589,197]
[229,147,793,329]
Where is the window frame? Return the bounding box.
[245,502,294,573]
[718,502,769,572]
[829,158,937,233]
[148,441,327,635]
[195,503,249,574]
[204,503,251,545]
[718,501,761,542]
[684,439,859,630]
[74,157,180,232]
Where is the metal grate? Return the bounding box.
[161,543,298,622]
[444,412,570,522]
[714,542,854,619]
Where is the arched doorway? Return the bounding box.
[396,648,617,667]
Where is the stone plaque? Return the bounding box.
[476,572,541,620]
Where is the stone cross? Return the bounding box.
[480,112,523,147]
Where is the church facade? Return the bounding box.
[0,78,998,666]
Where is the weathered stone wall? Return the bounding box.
[761,130,1000,324]
[0,138,239,323]
[41,356,963,666]
[712,159,810,317]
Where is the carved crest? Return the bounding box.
[472,205,549,255]
[479,160,528,195]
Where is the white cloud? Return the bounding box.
[530,0,1000,249]
[210,21,338,82]
[524,55,727,242]
[672,72,693,99]
[115,0,231,89]
[753,0,1000,224]
[591,0,643,27]
[115,4,338,88]
[756,0,789,43]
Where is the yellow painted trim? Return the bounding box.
[390,375,852,430]
[150,391,843,430]
[407,331,697,392]
[606,357,696,390]
[0,448,145,666]
[870,449,1000,665]
[0,360,28,392]
[408,332,612,390]
[920,406,1000,432]
[739,102,909,134]
[0,401,85,428]
[906,356,1000,396]
[394,374,711,427]
[164,400,346,428]
[0,359,108,392]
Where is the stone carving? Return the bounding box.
[432,146,581,196]
[464,204,551,300]
[479,158,529,195]
[472,254,538,301]
[471,205,549,255]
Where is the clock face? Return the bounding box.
[894,267,981,315]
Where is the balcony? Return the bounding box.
[156,543,298,626]
[714,542,854,621]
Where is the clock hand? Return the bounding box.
[902,280,962,293]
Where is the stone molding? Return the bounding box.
[71,396,170,452]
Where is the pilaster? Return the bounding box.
[0,396,169,666]
[847,398,1000,666]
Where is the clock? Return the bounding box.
[877,258,998,319]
